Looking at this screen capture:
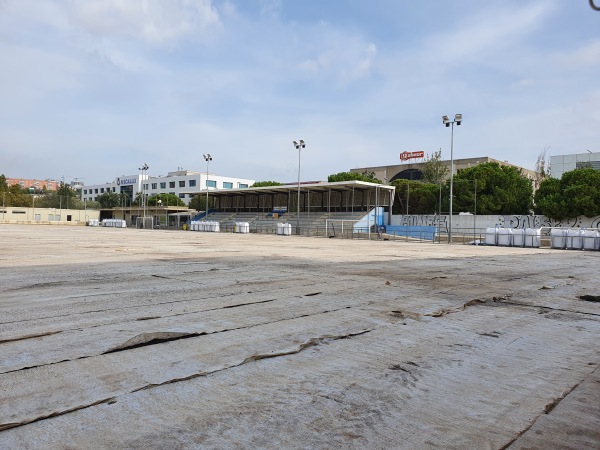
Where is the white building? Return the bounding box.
[82,170,255,205]
[550,152,600,179]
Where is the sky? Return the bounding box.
[1,0,599,185]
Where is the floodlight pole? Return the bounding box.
[203,154,212,219]
[138,163,149,227]
[293,140,305,235]
[442,114,461,243]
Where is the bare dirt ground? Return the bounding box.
[0,224,599,449]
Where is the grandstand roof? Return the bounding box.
[183,180,395,199]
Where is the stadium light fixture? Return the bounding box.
[203,154,212,219]
[442,114,462,243]
[293,140,306,235]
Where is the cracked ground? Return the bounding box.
[0,225,599,449]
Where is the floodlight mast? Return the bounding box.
[442,114,462,243]
[138,163,149,225]
[293,140,306,235]
[203,154,212,219]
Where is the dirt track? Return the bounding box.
[1,225,599,449]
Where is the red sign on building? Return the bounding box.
[399,151,425,161]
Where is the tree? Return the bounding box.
[95,191,122,208]
[534,146,551,189]
[535,168,600,219]
[147,194,185,207]
[251,181,283,187]
[421,150,449,184]
[391,179,440,214]
[2,184,32,207]
[189,194,213,211]
[452,163,533,215]
[0,174,7,190]
[328,171,382,183]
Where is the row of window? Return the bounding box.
[84,180,248,195]
[83,187,118,195]
[141,180,247,190]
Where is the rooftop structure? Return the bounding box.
[550,151,600,179]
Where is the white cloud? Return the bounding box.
[259,0,282,19]
[294,24,378,83]
[423,2,555,65]
[556,39,600,68]
[66,0,220,44]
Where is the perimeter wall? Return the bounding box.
[391,214,600,232]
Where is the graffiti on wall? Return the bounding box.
[392,214,600,232]
[497,215,593,229]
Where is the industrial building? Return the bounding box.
[82,169,255,206]
[351,156,536,184]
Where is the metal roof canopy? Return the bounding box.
[186,180,395,222]
[183,180,395,198]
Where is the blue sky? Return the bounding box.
[1,0,599,185]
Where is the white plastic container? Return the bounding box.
[512,229,525,247]
[235,222,249,233]
[497,228,513,247]
[485,227,497,246]
[566,229,583,250]
[550,228,566,249]
[582,229,599,251]
[524,228,541,248]
[277,223,292,236]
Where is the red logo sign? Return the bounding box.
[400,151,425,161]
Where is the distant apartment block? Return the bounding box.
[5,178,59,191]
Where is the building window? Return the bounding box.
[238,183,248,189]
[179,193,186,199]
[84,190,88,195]
[152,183,157,189]
[112,187,116,192]
[179,181,185,188]
[223,182,233,189]
[169,182,175,188]
[160,182,166,189]
[100,188,105,193]
[207,180,216,188]
[189,180,196,187]
[95,189,98,194]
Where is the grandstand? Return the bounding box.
[190,181,395,236]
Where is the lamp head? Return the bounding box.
[442,115,450,125]
[455,114,462,126]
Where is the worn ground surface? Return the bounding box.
[0,224,599,449]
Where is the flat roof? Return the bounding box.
[181,180,396,198]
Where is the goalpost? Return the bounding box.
[135,216,155,229]
[325,218,372,239]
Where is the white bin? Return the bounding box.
[512,229,525,247]
[235,222,249,233]
[497,228,513,247]
[277,223,292,236]
[524,228,541,248]
[582,229,599,251]
[566,229,583,250]
[485,228,498,246]
[550,228,566,249]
